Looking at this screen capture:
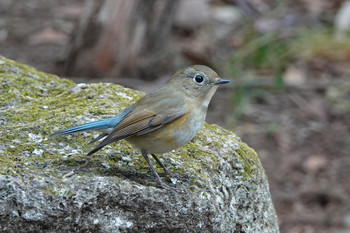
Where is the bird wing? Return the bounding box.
[86,108,186,155]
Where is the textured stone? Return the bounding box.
[0,56,279,232]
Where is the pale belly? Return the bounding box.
[126,110,205,154]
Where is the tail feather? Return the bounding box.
[51,106,133,138]
[50,119,112,137]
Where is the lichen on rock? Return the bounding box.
[0,56,279,233]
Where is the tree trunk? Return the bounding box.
[61,0,180,80]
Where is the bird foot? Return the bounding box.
[142,180,183,192]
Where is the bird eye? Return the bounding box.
[193,74,204,84]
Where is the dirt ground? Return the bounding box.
[1,1,350,233]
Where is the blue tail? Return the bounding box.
[51,108,131,138]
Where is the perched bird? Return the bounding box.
[51,65,229,190]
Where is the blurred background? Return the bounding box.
[1,0,350,232]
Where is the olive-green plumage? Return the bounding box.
[52,65,229,190]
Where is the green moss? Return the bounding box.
[0,56,262,190]
[235,142,260,180]
[197,122,260,180]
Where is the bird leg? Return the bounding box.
[151,154,176,178]
[141,150,176,191]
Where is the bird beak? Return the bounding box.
[214,78,230,85]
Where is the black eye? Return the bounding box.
[194,74,204,84]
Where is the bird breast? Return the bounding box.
[126,104,206,154]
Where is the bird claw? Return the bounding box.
[156,181,184,192]
[142,179,184,192]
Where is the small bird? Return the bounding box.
[51,65,229,190]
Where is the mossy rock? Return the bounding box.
[0,56,279,233]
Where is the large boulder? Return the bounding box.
[0,56,279,232]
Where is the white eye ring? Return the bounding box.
[193,74,204,84]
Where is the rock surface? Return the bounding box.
[0,56,279,232]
